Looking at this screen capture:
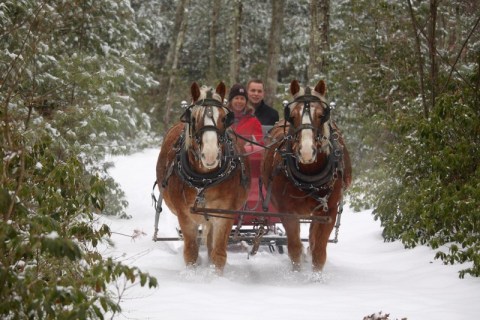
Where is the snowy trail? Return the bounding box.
[101,148,480,320]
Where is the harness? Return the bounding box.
[283,87,331,128]
[265,91,344,213]
[170,132,247,190]
[163,98,248,209]
[279,125,344,212]
[180,97,234,142]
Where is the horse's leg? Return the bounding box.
[178,216,199,267]
[203,222,213,260]
[282,218,303,271]
[209,219,234,274]
[309,219,335,272]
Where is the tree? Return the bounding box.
[306,0,330,83]
[407,0,428,117]
[0,1,157,316]
[265,0,285,106]
[428,0,439,116]
[207,0,222,83]
[229,0,243,84]
[331,0,480,277]
[320,0,330,76]
[160,0,190,129]
[308,0,322,82]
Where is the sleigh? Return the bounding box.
[151,125,344,255]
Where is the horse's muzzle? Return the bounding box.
[297,145,317,164]
[201,150,220,169]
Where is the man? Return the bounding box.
[247,79,279,126]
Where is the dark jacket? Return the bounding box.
[253,101,279,126]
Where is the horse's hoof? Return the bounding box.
[291,262,301,272]
[309,271,328,283]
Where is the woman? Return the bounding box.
[227,83,263,145]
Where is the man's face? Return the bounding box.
[247,82,264,106]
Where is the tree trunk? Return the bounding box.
[443,15,480,95]
[320,0,330,76]
[308,0,321,83]
[207,0,221,84]
[428,0,438,113]
[308,0,329,82]
[307,0,330,82]
[476,53,480,110]
[161,0,190,129]
[407,0,428,118]
[264,0,284,107]
[228,0,242,85]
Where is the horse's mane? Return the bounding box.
[184,86,224,149]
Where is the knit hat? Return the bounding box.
[228,84,248,102]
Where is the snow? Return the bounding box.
[100,104,114,115]
[45,231,59,239]
[103,148,480,320]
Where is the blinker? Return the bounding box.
[224,111,234,128]
[180,108,191,123]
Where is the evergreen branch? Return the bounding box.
[442,14,480,93]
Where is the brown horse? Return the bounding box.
[156,82,250,273]
[262,79,352,272]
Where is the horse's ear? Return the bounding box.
[191,82,201,102]
[315,80,327,96]
[216,82,226,102]
[290,80,300,96]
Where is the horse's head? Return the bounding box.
[183,81,233,169]
[284,80,331,164]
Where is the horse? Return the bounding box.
[262,79,352,272]
[155,82,250,274]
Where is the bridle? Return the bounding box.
[269,88,343,212]
[180,97,235,161]
[163,97,248,199]
[181,98,234,142]
[283,87,331,142]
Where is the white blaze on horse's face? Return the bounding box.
[298,104,317,164]
[200,107,220,169]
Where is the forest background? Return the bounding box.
[1,0,479,318]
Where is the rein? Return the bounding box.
[227,129,287,157]
[283,90,331,128]
[272,126,343,212]
[181,97,234,143]
[281,124,343,188]
[265,91,343,212]
[161,129,248,213]
[163,95,249,193]
[172,130,247,190]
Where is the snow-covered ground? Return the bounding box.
[102,148,480,320]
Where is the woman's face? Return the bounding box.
[231,96,247,113]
